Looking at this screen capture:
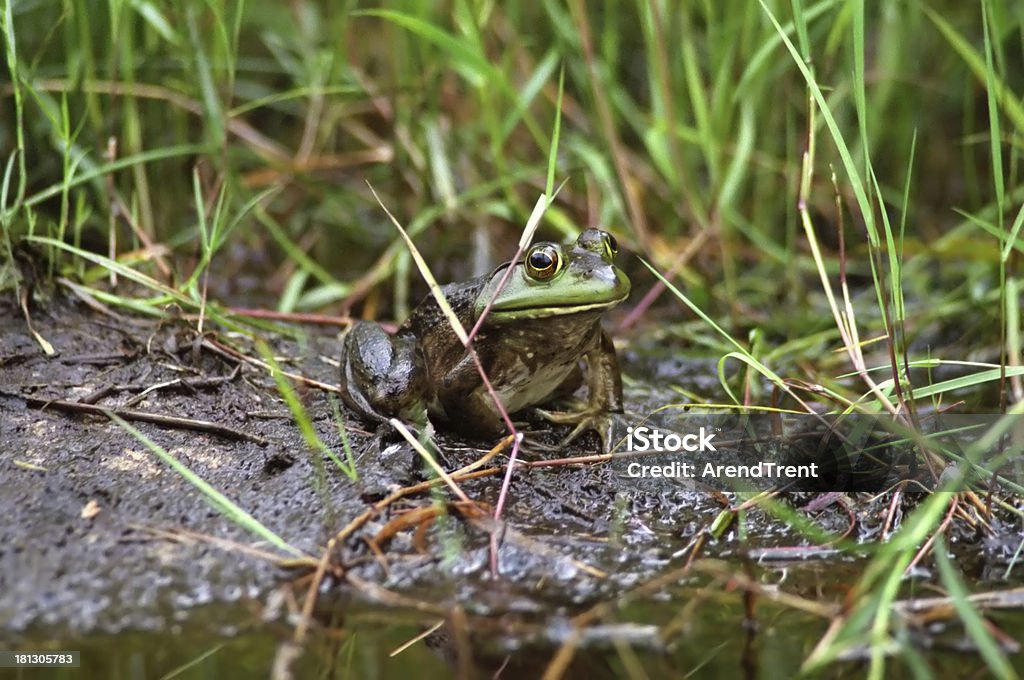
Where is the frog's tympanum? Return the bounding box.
[339,229,630,449]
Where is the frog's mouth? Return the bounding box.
[479,257,631,321]
[486,294,629,320]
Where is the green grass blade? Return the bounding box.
[903,366,1024,401]
[545,64,565,199]
[759,0,877,247]
[259,343,357,481]
[934,539,1018,680]
[23,144,210,208]
[107,413,305,557]
[923,4,1024,135]
[354,9,496,85]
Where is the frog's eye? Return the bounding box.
[605,233,618,256]
[525,244,562,281]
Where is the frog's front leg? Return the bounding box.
[434,351,508,440]
[588,329,624,413]
[339,321,427,426]
[540,329,624,451]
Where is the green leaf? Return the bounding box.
[923,4,1024,135]
[934,538,1019,680]
[109,413,305,557]
[354,9,497,87]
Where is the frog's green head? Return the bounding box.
[477,229,631,321]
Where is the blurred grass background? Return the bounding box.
[1,0,1022,407]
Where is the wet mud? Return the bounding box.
[1,292,1021,678]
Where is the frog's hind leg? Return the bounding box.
[339,321,426,425]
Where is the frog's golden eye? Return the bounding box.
[525,244,561,281]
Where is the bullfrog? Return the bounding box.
[339,229,630,449]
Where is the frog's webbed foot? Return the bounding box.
[516,431,563,454]
[535,406,619,454]
[501,415,584,455]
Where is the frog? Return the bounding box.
[339,229,630,450]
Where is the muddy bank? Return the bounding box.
[1,291,1021,678]
[0,292,746,635]
[0,292,705,634]
[0,294,351,635]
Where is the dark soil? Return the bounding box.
[0,293,356,634]
[1,291,1021,678]
[0,292,720,632]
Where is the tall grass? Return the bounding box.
[4,3,1015,336]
